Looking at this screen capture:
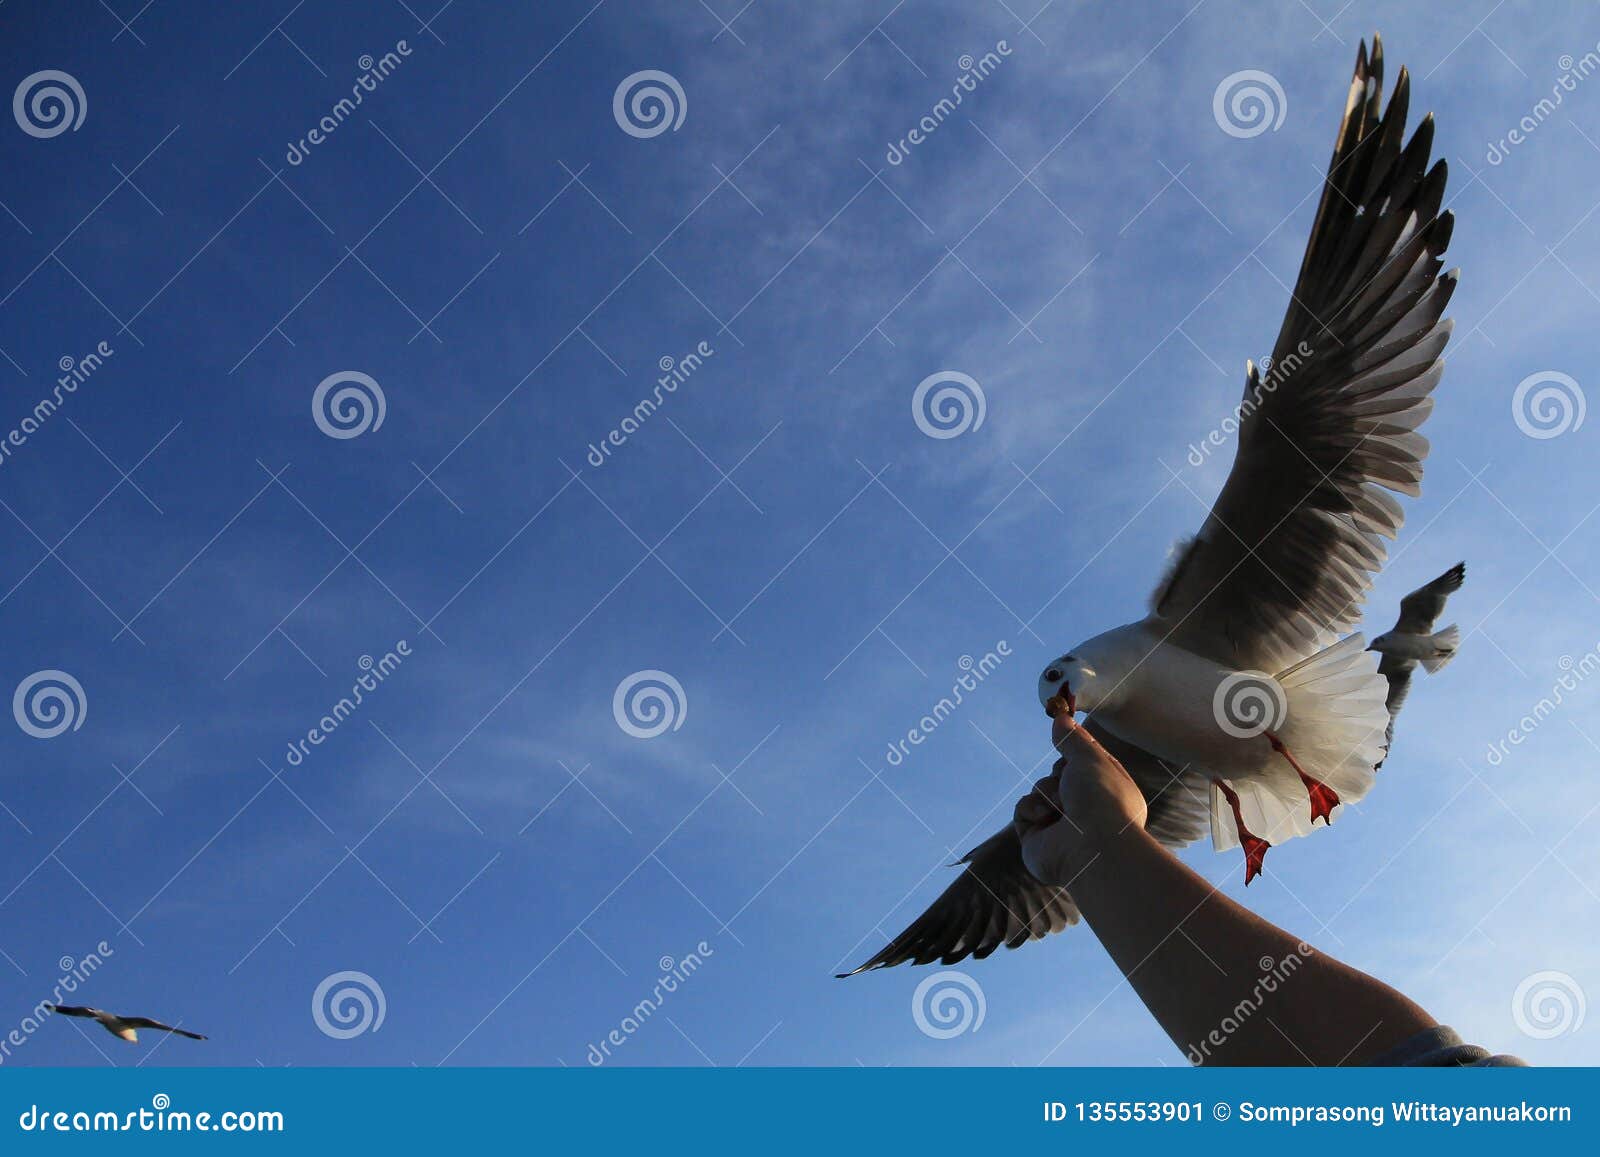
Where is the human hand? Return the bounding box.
[1012,717,1148,885]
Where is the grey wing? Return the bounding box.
[1375,561,1464,759]
[839,725,1208,974]
[1151,36,1456,674]
[119,1015,207,1040]
[1376,649,1414,757]
[837,825,1080,974]
[45,1004,102,1020]
[1392,561,1465,633]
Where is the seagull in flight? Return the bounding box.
[844,34,1459,974]
[1370,561,1465,746]
[47,1004,207,1043]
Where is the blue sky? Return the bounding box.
[2,0,1598,1067]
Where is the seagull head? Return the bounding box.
[1038,653,1097,719]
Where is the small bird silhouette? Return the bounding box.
[47,1004,207,1043]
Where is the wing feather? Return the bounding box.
[838,722,1209,974]
[1153,36,1457,672]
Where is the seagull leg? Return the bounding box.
[1211,778,1270,885]
[1264,730,1340,825]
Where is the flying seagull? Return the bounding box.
[47,1004,207,1043]
[843,34,1457,974]
[1370,561,1464,750]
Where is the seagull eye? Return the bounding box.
[1045,668,1062,682]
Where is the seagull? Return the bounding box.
[1370,562,1465,749]
[843,34,1457,973]
[46,1004,207,1043]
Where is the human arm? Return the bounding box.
[1013,719,1437,1066]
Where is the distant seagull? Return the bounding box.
[47,1004,207,1043]
[1371,561,1465,748]
[845,34,1458,973]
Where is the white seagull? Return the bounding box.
[845,35,1459,973]
[1370,561,1464,749]
[47,1004,208,1043]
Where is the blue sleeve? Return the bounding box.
[1365,1025,1527,1067]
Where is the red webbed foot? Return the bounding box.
[1212,777,1272,886]
[1302,777,1340,825]
[1241,835,1270,885]
[1265,730,1340,825]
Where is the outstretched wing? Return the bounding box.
[836,825,1079,975]
[119,1016,207,1041]
[1377,561,1466,748]
[1392,560,1464,634]
[45,1004,99,1019]
[1152,36,1456,673]
[838,722,1209,974]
